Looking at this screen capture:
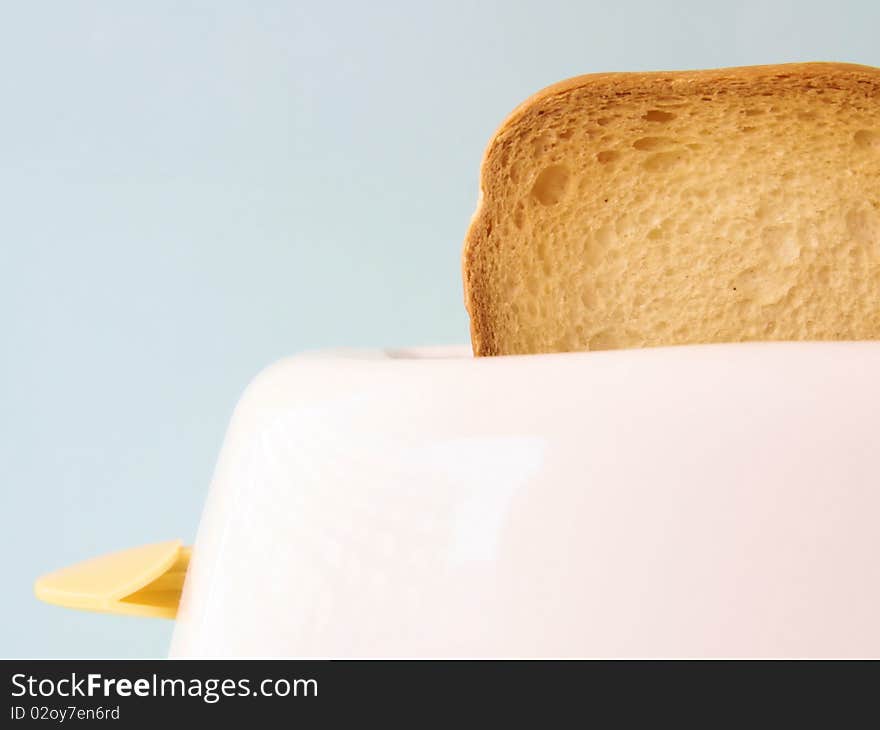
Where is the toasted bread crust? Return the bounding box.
[462,62,880,356]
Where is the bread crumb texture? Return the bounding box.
[463,63,880,355]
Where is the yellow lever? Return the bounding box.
[34,540,191,619]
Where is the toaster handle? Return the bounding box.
[34,540,191,619]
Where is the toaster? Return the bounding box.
[35,342,880,657]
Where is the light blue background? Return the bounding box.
[2,0,878,657]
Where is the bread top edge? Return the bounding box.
[491,62,880,151]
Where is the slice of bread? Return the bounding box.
[462,62,880,356]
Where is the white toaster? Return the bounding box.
[35,343,880,657]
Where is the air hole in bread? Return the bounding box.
[644,109,676,122]
[854,129,879,149]
[531,165,570,205]
[633,136,676,151]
